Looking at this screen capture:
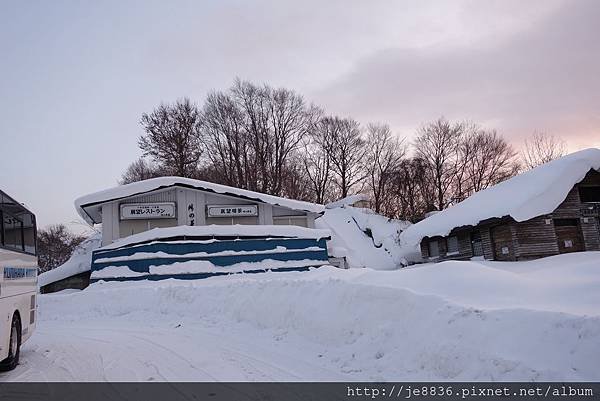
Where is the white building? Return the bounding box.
[75,177,324,247]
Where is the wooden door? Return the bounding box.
[470,231,484,257]
[554,219,585,253]
[491,224,514,261]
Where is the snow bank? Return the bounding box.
[336,252,600,316]
[38,232,101,287]
[98,225,331,251]
[401,148,600,245]
[36,252,600,380]
[316,206,414,269]
[75,176,324,224]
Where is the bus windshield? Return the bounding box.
[0,190,37,256]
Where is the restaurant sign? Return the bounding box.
[207,205,258,217]
[120,203,176,220]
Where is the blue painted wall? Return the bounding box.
[91,237,329,282]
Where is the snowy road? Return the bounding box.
[6,320,345,382]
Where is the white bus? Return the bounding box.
[0,189,37,371]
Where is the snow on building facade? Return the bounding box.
[75,177,325,246]
[401,149,600,262]
[72,177,331,282]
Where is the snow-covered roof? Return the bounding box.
[75,177,325,224]
[38,233,102,287]
[325,194,370,209]
[401,148,600,246]
[98,225,332,251]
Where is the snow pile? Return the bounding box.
[98,225,331,251]
[75,176,324,224]
[401,148,600,245]
[23,252,600,381]
[38,232,102,287]
[316,206,413,269]
[325,194,369,209]
[337,252,600,316]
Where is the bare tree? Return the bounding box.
[364,123,406,213]
[139,98,203,177]
[301,136,333,204]
[267,85,321,195]
[522,131,567,169]
[414,118,463,210]
[119,157,163,184]
[462,128,520,194]
[318,116,367,198]
[124,80,528,217]
[231,80,270,192]
[279,155,315,202]
[37,224,86,272]
[201,80,319,196]
[201,91,249,188]
[387,157,433,222]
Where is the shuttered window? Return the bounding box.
[447,236,459,254]
[428,240,440,258]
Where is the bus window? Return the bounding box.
[3,213,23,252]
[21,212,36,255]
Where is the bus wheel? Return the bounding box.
[0,314,21,371]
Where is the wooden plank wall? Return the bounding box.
[581,217,600,251]
[490,224,515,261]
[551,169,600,252]
[419,231,473,261]
[514,216,559,259]
[481,227,494,260]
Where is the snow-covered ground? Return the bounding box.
[4,252,599,382]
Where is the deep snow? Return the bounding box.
[401,148,600,246]
[316,206,415,268]
[6,252,600,382]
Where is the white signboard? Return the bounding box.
[120,203,176,220]
[207,205,258,217]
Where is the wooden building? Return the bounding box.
[401,149,600,262]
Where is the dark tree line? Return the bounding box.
[122,79,563,223]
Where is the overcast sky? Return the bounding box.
[1,0,599,233]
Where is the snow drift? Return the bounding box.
[27,252,600,381]
[401,148,600,246]
[316,206,414,269]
